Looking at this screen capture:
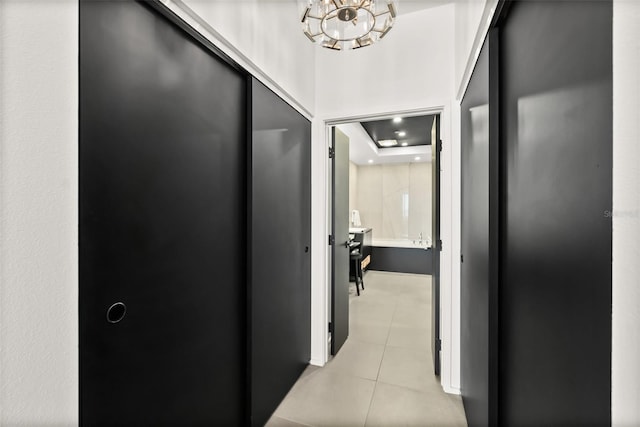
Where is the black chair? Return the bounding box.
[350,249,365,296]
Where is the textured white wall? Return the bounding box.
[612,1,640,425]
[0,1,79,424]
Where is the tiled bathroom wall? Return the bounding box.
[352,162,432,241]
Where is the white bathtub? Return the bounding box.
[372,238,432,249]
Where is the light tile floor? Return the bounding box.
[266,271,468,427]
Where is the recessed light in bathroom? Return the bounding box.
[401,142,408,147]
[414,156,421,161]
[368,159,374,164]
[393,117,402,123]
[397,131,406,137]
[378,139,398,147]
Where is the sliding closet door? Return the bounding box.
[460,38,490,427]
[500,1,612,424]
[250,78,311,427]
[80,1,246,424]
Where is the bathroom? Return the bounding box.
[338,113,436,276]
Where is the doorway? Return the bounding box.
[327,111,442,369]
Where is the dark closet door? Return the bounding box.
[460,38,490,427]
[332,127,351,355]
[500,1,612,424]
[79,1,246,425]
[431,115,442,376]
[250,78,311,427]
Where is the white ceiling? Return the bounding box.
[337,123,431,165]
[398,0,456,15]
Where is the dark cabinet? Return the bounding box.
[349,228,372,278]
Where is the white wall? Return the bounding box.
[313,4,461,392]
[176,0,316,115]
[0,1,78,424]
[354,163,432,241]
[349,161,359,221]
[612,1,640,424]
[453,0,497,98]
[316,6,455,116]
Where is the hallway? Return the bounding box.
[267,271,467,427]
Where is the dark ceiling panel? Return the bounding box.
[361,115,435,148]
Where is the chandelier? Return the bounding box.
[300,0,398,51]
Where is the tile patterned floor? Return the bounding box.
[266,271,468,427]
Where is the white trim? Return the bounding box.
[319,105,457,393]
[161,0,314,120]
[455,0,500,102]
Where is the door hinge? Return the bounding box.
[438,239,443,251]
[328,235,335,246]
[329,146,335,159]
[328,322,333,333]
[461,254,464,263]
[436,338,442,352]
[438,140,443,152]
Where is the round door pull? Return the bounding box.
[106,302,127,324]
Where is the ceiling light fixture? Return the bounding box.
[414,156,421,161]
[378,139,398,147]
[401,142,408,147]
[393,117,402,123]
[300,0,398,51]
[368,159,374,164]
[397,131,406,137]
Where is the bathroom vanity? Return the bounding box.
[349,227,372,272]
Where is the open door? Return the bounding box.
[431,116,441,376]
[331,127,350,355]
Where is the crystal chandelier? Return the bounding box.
[300,0,398,51]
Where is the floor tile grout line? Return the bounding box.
[363,374,380,427]
[270,414,316,427]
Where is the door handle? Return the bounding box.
[106,302,127,324]
[345,241,350,248]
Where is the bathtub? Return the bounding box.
[372,238,432,250]
[369,238,433,275]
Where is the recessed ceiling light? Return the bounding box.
[414,156,421,161]
[401,142,408,147]
[368,159,374,164]
[378,139,398,147]
[393,117,402,123]
[397,131,406,137]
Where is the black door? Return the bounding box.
[250,78,312,426]
[332,127,350,355]
[499,1,612,424]
[80,1,246,424]
[431,116,442,376]
[460,37,491,427]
